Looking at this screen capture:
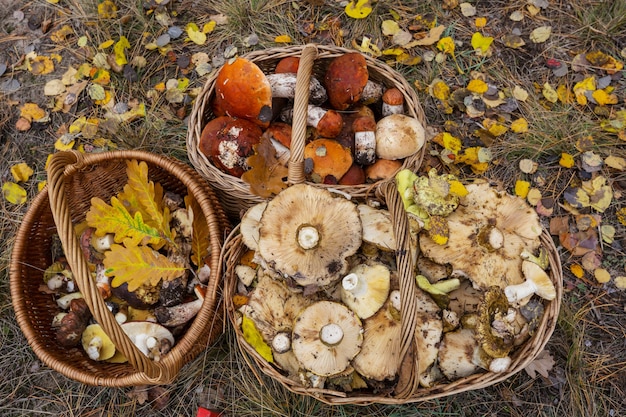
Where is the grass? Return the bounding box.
[1,0,626,415]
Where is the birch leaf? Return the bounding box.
[2,182,27,204]
[105,244,185,291]
[187,194,211,268]
[114,36,130,66]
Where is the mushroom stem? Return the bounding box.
[342,273,365,295]
[86,336,104,361]
[504,260,555,304]
[320,323,344,346]
[297,225,320,250]
[272,331,292,354]
[266,73,328,105]
[353,116,377,165]
[389,290,401,311]
[488,227,504,250]
[154,285,205,327]
[381,87,405,116]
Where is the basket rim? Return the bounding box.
[10,150,228,386]
[220,182,564,405]
[187,43,428,219]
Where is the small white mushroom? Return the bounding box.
[504,260,556,304]
[266,73,328,105]
[121,321,175,361]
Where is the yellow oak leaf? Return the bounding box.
[2,182,27,204]
[10,163,34,182]
[345,0,373,19]
[471,32,493,53]
[105,244,185,292]
[114,36,130,66]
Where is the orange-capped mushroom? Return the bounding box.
[304,138,353,182]
[274,56,300,73]
[263,122,292,165]
[365,159,403,182]
[214,57,273,128]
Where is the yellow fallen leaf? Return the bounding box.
[274,34,292,43]
[586,50,624,74]
[430,79,450,100]
[592,89,618,106]
[345,0,373,19]
[433,132,462,154]
[352,36,381,57]
[530,26,551,43]
[97,0,118,19]
[527,188,542,206]
[29,56,55,75]
[559,153,575,168]
[557,84,573,104]
[467,79,488,94]
[594,268,611,284]
[382,20,400,36]
[50,25,74,43]
[38,181,47,192]
[570,264,584,279]
[484,118,508,136]
[91,68,111,85]
[203,21,216,34]
[94,90,112,106]
[542,83,558,103]
[437,36,455,55]
[448,180,468,197]
[515,180,531,198]
[604,155,626,170]
[502,34,526,49]
[54,135,76,151]
[99,39,115,49]
[114,36,130,66]
[20,103,46,122]
[406,25,446,47]
[618,208,626,226]
[573,77,596,105]
[471,32,493,54]
[512,85,529,101]
[11,163,34,182]
[2,182,27,204]
[510,118,529,133]
[241,316,273,363]
[475,17,487,28]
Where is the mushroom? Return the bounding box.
[274,56,300,73]
[414,288,444,386]
[304,138,353,182]
[338,163,366,185]
[477,287,514,358]
[199,116,263,178]
[266,73,328,105]
[121,321,175,361]
[504,260,556,305]
[55,297,91,347]
[307,106,344,138]
[340,263,391,319]
[437,328,481,380]
[375,114,425,160]
[154,285,206,327]
[257,184,362,289]
[420,182,543,291]
[213,57,272,127]
[292,301,363,376]
[353,115,377,165]
[365,159,403,182]
[82,324,116,361]
[91,233,115,252]
[239,202,267,252]
[324,52,369,110]
[447,279,483,317]
[263,122,292,166]
[357,204,397,251]
[381,87,405,116]
[351,295,401,381]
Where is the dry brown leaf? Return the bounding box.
[524,349,555,379]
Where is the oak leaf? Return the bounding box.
[104,244,185,292]
[524,350,555,379]
[242,136,288,198]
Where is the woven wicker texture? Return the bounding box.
[187,43,427,220]
[10,150,230,387]
[221,180,563,405]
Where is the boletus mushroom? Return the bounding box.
[256,184,362,289]
[292,301,363,377]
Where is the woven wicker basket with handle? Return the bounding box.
[187,43,427,220]
[10,150,230,386]
[221,178,563,405]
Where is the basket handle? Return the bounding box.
[287,43,318,185]
[377,180,421,397]
[46,151,180,383]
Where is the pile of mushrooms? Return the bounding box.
[42,189,210,364]
[199,52,425,186]
[232,173,556,394]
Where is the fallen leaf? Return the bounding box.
[2,182,27,204]
[600,225,615,244]
[512,85,529,101]
[203,21,216,34]
[591,89,618,105]
[471,32,493,54]
[381,20,400,36]
[345,0,373,19]
[604,155,625,170]
[406,25,446,47]
[559,153,575,168]
[542,83,558,103]
[475,17,487,28]
[44,79,66,96]
[467,79,488,94]
[614,276,626,289]
[429,79,451,100]
[274,34,292,43]
[515,180,531,198]
[20,103,46,122]
[114,36,130,66]
[502,34,526,49]
[437,37,455,55]
[524,350,555,379]
[97,0,118,18]
[10,163,34,182]
[29,56,55,75]
[570,264,585,278]
[510,118,529,133]
[585,50,624,74]
[509,10,524,21]
[527,188,542,205]
[460,2,476,16]
[618,208,626,226]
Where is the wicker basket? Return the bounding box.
[10,150,230,387]
[221,180,563,405]
[187,43,427,220]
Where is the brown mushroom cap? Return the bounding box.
[213,57,272,127]
[316,110,344,138]
[257,184,362,288]
[364,159,403,182]
[304,138,353,182]
[292,301,363,376]
[274,56,300,73]
[324,52,369,110]
[420,183,542,290]
[199,116,263,177]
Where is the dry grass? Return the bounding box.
[1,0,625,415]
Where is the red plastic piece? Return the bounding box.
[196,407,222,417]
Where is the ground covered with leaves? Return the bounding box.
[1,0,625,416]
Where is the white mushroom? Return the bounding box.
[504,260,556,304]
[340,263,390,319]
[375,114,425,160]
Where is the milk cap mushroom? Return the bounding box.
[82,324,116,361]
[375,114,425,160]
[292,301,363,376]
[257,184,362,288]
[199,116,263,177]
[504,260,556,304]
[420,182,543,291]
[121,321,175,361]
[357,204,396,251]
[304,139,353,183]
[213,57,272,127]
[438,328,481,380]
[477,286,514,358]
[340,263,391,319]
[240,202,267,252]
[352,297,402,381]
